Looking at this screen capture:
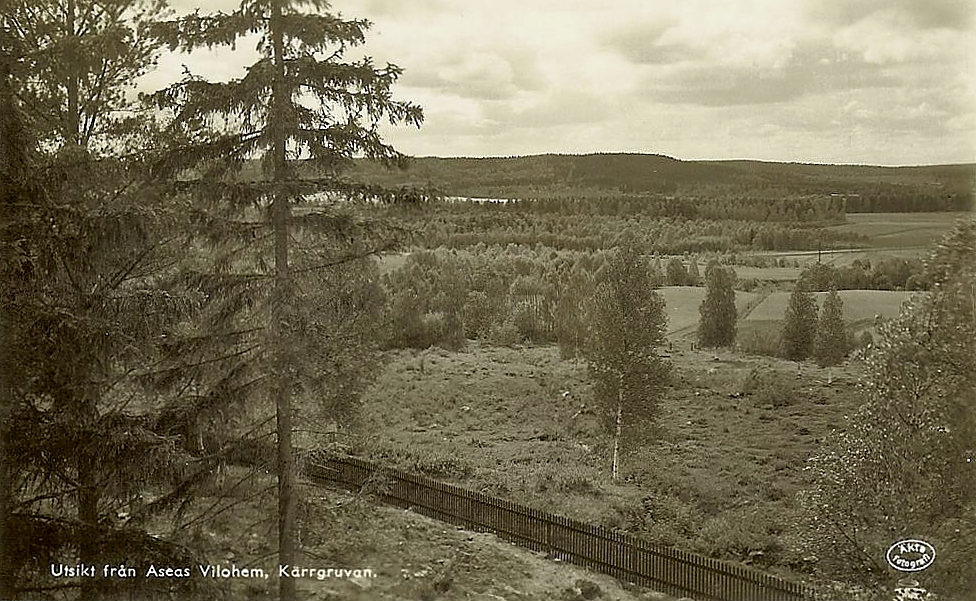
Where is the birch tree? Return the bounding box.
[800,221,976,598]
[584,243,670,481]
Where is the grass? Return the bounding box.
[351,340,868,584]
[826,212,967,249]
[174,470,661,600]
[744,290,914,323]
[658,286,759,337]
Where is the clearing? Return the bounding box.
[826,211,968,249]
[352,340,867,589]
[743,289,914,327]
[658,286,759,338]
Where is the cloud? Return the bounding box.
[402,46,544,101]
[808,0,975,31]
[359,0,448,17]
[643,41,899,106]
[598,18,702,65]
[149,0,974,164]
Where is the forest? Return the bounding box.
[348,153,975,213]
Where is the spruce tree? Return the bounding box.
[813,287,848,367]
[2,1,211,598]
[697,260,737,347]
[781,282,818,361]
[146,3,424,599]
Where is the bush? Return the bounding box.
[637,491,703,544]
[854,329,873,350]
[422,311,464,350]
[693,508,783,564]
[737,326,782,357]
[741,368,800,407]
[487,316,522,347]
[534,465,604,496]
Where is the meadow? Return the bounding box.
[658,286,759,337]
[345,211,971,596]
[825,211,970,249]
[348,340,867,590]
[743,290,914,325]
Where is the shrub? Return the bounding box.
[854,329,873,350]
[737,326,782,357]
[741,368,800,407]
[487,316,522,347]
[534,465,604,496]
[693,509,783,564]
[638,491,703,544]
[462,290,493,339]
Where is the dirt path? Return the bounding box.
[296,486,679,601]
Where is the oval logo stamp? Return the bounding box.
[886,539,936,572]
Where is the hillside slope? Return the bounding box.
[346,153,975,209]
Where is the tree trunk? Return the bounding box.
[270,2,296,600]
[612,372,622,483]
[65,0,79,144]
[77,449,99,601]
[0,416,14,599]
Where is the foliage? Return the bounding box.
[740,368,800,407]
[144,1,424,598]
[386,201,867,254]
[698,260,737,347]
[799,258,929,292]
[0,2,220,598]
[813,288,850,367]
[780,283,818,361]
[665,257,691,286]
[487,316,523,348]
[4,0,167,152]
[737,323,783,357]
[583,243,671,474]
[799,221,976,598]
[381,246,610,350]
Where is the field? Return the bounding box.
[659,286,759,337]
[826,211,970,249]
[744,289,915,325]
[349,341,866,592]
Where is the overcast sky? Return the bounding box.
[154,0,976,166]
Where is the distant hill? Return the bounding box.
[346,153,975,211]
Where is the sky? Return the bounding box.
[152,0,976,166]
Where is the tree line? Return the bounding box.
[387,205,867,253]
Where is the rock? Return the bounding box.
[433,576,452,593]
[575,579,602,600]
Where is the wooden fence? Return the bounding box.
[306,455,815,601]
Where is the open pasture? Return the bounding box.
[354,340,867,583]
[659,286,759,336]
[745,289,915,323]
[827,211,968,248]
